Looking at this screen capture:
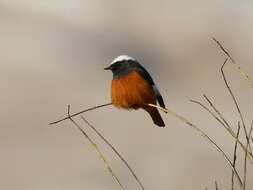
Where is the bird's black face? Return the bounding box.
[104,60,137,79]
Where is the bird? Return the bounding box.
[104,55,166,127]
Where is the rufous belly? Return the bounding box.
[111,71,156,109]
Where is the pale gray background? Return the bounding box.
[1,1,253,189]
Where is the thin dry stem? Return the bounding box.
[202,94,237,143]
[221,60,252,155]
[215,181,218,190]
[80,115,145,190]
[147,103,243,188]
[231,123,241,190]
[243,121,253,190]
[66,105,124,190]
[203,94,232,130]
[212,37,253,88]
[49,103,112,125]
[190,97,252,163]
[190,99,228,130]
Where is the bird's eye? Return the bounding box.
[111,64,117,69]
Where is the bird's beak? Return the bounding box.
[104,66,111,70]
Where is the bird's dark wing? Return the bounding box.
[135,63,166,109]
[152,85,166,109]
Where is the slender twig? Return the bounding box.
[66,105,124,190]
[49,103,112,125]
[190,98,252,163]
[202,94,239,145]
[243,121,253,190]
[232,123,241,190]
[215,181,218,190]
[203,94,232,130]
[147,103,243,188]
[212,37,253,88]
[190,99,228,130]
[80,115,145,190]
[221,59,252,155]
[212,38,235,62]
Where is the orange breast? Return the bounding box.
[111,71,156,109]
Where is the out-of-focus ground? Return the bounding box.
[1,1,253,189]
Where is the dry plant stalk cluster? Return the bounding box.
[50,38,253,190]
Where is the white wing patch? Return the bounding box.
[152,84,161,97]
[111,55,135,65]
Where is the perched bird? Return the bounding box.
[104,55,166,127]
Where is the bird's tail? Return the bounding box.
[144,107,165,127]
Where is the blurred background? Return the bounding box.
[1,0,253,189]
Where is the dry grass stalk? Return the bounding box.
[243,121,253,190]
[190,98,230,131]
[80,115,145,190]
[203,94,231,130]
[66,105,124,190]
[190,59,253,163]
[212,37,253,88]
[49,103,112,125]
[231,123,241,190]
[191,94,252,163]
[147,103,243,188]
[215,181,218,190]
[221,60,252,155]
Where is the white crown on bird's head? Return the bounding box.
[110,55,136,65]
